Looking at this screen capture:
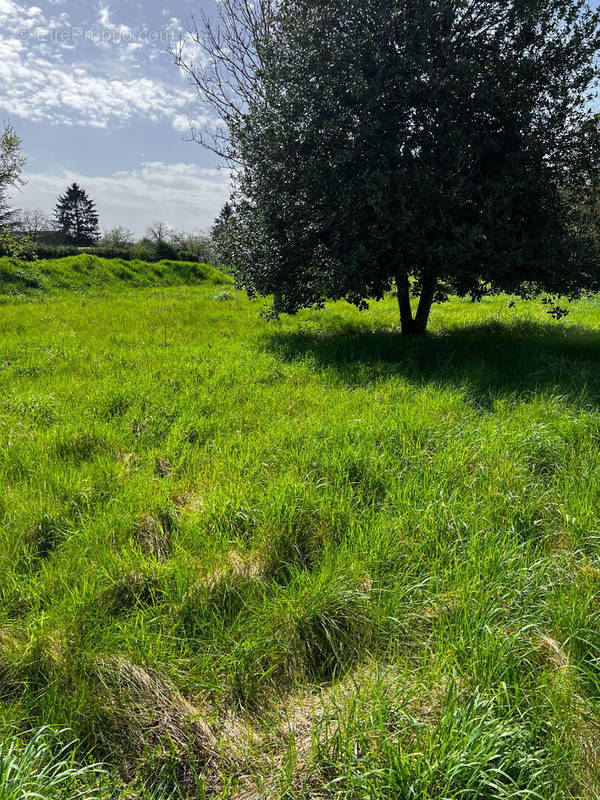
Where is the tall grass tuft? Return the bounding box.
[314,688,560,799]
[0,727,105,799]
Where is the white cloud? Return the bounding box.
[0,0,44,27]
[172,113,212,133]
[98,5,132,36]
[0,1,208,128]
[11,162,231,235]
[0,35,197,127]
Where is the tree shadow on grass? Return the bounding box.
[265,318,600,407]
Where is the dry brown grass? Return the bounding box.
[171,490,205,513]
[537,634,569,672]
[531,633,600,798]
[96,655,225,792]
[231,663,441,800]
[155,458,172,478]
[0,627,22,701]
[134,512,172,561]
[181,549,266,611]
[115,450,141,474]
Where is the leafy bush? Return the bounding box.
[0,263,43,293]
[32,242,209,264]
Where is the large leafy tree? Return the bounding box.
[54,183,100,246]
[0,124,26,231]
[180,0,600,334]
[0,124,34,265]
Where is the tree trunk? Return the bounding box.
[395,272,436,336]
[414,272,436,335]
[396,273,415,336]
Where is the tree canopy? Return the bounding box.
[54,183,100,246]
[0,124,26,231]
[0,124,33,263]
[180,0,600,334]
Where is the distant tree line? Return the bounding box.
[0,179,216,264]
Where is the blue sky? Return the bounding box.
[3,2,599,236]
[0,0,229,234]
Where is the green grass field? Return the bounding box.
[2,256,600,798]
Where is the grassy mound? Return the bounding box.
[0,254,230,296]
[1,286,600,797]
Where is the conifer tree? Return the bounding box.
[54,184,99,246]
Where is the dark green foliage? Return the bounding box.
[28,225,214,264]
[32,243,161,262]
[0,260,43,293]
[100,571,166,618]
[54,183,100,246]
[28,514,72,561]
[133,237,179,262]
[211,202,234,266]
[32,241,209,264]
[192,0,600,334]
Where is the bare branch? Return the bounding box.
[170,0,277,165]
